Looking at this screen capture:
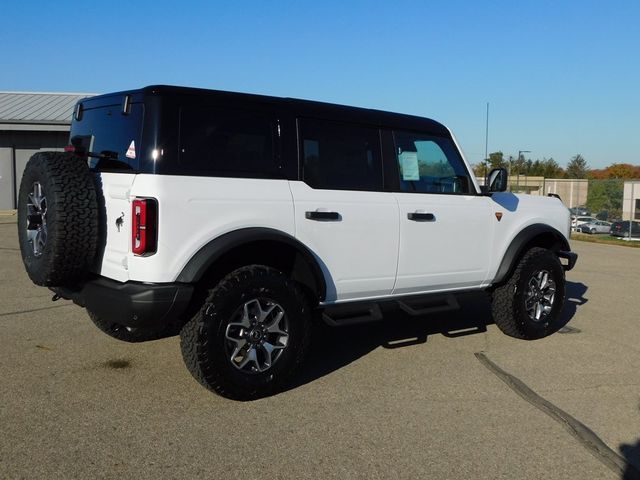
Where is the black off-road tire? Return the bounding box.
[18,152,98,286]
[491,247,566,340]
[87,310,180,343]
[180,265,311,400]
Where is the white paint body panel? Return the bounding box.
[94,172,136,282]
[289,181,399,302]
[93,174,295,283]
[93,174,570,304]
[394,193,493,294]
[485,192,571,282]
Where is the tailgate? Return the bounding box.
[93,172,137,282]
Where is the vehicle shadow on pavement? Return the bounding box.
[288,291,492,391]
[560,281,588,327]
[288,282,589,393]
[620,438,640,480]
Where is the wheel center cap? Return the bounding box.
[249,329,262,342]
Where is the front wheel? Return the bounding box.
[180,265,311,400]
[491,247,566,339]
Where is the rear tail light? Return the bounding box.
[132,198,158,256]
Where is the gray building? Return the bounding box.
[0,91,92,210]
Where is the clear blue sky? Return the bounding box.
[2,0,639,168]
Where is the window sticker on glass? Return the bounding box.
[400,151,419,181]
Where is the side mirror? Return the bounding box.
[485,168,508,192]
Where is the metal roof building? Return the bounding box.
[0,92,94,210]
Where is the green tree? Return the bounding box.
[511,155,527,175]
[487,151,507,170]
[566,154,589,178]
[586,179,623,219]
[473,151,506,177]
[472,162,487,177]
[528,159,544,176]
[541,158,564,178]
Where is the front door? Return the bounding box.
[390,130,493,294]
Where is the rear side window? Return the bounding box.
[179,107,278,178]
[394,131,471,194]
[70,102,144,171]
[299,118,382,191]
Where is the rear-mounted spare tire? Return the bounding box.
[18,152,99,286]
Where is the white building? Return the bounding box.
[622,181,640,221]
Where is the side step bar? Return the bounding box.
[397,294,459,316]
[321,293,461,327]
[322,303,383,327]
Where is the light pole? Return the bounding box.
[517,150,531,168]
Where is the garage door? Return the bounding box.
[14,149,41,202]
[0,148,13,210]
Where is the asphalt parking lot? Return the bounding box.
[1,214,639,480]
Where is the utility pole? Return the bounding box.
[484,102,489,169]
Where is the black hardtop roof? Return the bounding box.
[82,85,451,136]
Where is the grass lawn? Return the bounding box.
[571,232,640,248]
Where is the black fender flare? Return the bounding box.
[176,227,327,301]
[493,224,570,285]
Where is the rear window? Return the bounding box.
[70,102,144,171]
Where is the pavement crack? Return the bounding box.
[475,351,640,479]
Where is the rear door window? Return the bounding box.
[299,118,382,191]
[179,107,279,178]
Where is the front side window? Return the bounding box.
[179,107,277,178]
[300,118,382,191]
[394,131,472,194]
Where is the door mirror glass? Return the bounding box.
[486,168,508,192]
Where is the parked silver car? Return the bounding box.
[571,216,596,230]
[578,220,612,234]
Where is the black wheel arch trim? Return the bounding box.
[493,224,573,285]
[176,227,327,301]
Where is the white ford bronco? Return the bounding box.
[18,86,577,400]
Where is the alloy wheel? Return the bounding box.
[224,298,289,373]
[524,270,556,322]
[26,182,47,257]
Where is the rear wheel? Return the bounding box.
[491,247,566,339]
[180,265,311,400]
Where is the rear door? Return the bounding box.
[290,118,399,303]
[390,130,493,294]
[69,96,144,282]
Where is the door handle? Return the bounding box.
[305,211,341,221]
[407,212,435,222]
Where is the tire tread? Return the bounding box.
[491,247,565,340]
[18,152,98,286]
[180,265,310,400]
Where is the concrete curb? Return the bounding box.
[0,210,17,224]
